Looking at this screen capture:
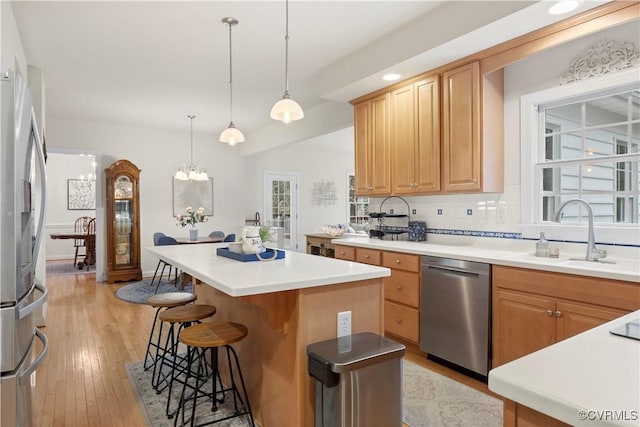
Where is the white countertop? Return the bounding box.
[488,310,640,426]
[146,243,390,297]
[332,237,640,282]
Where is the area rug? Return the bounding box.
[115,279,193,304]
[126,358,502,427]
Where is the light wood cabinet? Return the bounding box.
[442,62,504,193]
[105,159,142,283]
[305,234,335,258]
[492,265,636,367]
[354,93,391,196]
[390,76,440,194]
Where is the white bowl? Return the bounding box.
[227,242,243,254]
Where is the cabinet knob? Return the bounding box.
[396,285,401,290]
[395,259,400,264]
[367,186,373,190]
[546,310,553,316]
[395,319,402,324]
[340,251,345,255]
[472,178,478,183]
[555,310,562,317]
[364,255,369,259]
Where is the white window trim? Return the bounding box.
[520,67,640,245]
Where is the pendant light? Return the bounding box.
[219,17,245,146]
[270,0,304,124]
[175,114,208,181]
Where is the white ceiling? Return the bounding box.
[11,0,610,150]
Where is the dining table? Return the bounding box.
[49,232,96,270]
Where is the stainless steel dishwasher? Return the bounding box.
[420,256,491,378]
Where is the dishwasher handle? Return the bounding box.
[424,264,482,278]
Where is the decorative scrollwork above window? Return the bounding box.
[559,39,639,84]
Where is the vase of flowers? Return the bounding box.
[176,206,207,240]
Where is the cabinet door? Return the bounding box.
[442,61,481,192]
[391,84,415,194]
[556,301,626,342]
[493,289,556,367]
[354,94,390,196]
[414,77,440,193]
[384,300,419,343]
[384,269,420,308]
[355,248,381,265]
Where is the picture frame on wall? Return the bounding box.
[67,179,96,210]
[172,177,214,216]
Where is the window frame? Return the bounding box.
[520,67,640,245]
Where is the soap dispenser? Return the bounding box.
[535,232,549,257]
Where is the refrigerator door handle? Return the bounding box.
[19,328,49,385]
[30,107,47,268]
[18,281,48,320]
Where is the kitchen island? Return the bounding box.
[146,243,391,427]
[489,310,640,427]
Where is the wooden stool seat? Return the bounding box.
[146,292,196,308]
[158,304,217,324]
[179,321,248,348]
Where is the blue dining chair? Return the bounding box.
[208,231,225,240]
[223,233,236,242]
[151,235,179,292]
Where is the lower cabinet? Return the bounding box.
[492,265,636,367]
[336,245,422,345]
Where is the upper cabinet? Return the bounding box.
[442,62,504,193]
[391,76,440,194]
[354,93,391,196]
[353,61,503,196]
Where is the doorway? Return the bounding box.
[263,171,299,250]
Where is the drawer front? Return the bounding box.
[384,270,420,308]
[384,300,419,343]
[381,251,420,272]
[334,245,356,261]
[356,248,381,265]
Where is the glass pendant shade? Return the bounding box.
[270,93,304,124]
[175,115,208,181]
[219,122,245,146]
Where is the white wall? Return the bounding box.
[46,117,246,278]
[244,127,354,251]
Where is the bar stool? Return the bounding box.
[144,292,197,371]
[155,304,218,417]
[174,321,255,427]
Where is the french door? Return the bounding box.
[263,172,298,250]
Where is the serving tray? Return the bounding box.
[216,247,285,262]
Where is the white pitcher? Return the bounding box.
[241,226,263,254]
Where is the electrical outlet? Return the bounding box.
[337,311,351,338]
[412,209,417,215]
[389,208,394,214]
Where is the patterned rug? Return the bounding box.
[115,279,193,304]
[126,358,502,427]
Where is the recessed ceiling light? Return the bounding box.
[548,0,579,15]
[382,73,402,81]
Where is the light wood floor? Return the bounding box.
[33,267,497,426]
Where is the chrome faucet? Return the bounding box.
[553,199,607,262]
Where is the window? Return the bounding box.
[347,173,369,224]
[521,68,640,245]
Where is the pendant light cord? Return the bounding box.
[228,22,234,123]
[284,0,290,95]
[188,114,195,164]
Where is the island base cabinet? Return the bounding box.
[193,277,384,427]
[504,400,570,427]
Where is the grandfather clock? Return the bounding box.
[105,159,142,283]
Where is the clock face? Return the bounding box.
[114,176,133,199]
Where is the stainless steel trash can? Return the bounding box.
[307,332,406,427]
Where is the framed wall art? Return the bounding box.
[172,177,214,216]
[67,179,96,210]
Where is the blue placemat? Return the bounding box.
[216,247,285,262]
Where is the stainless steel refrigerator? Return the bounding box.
[0,66,49,426]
